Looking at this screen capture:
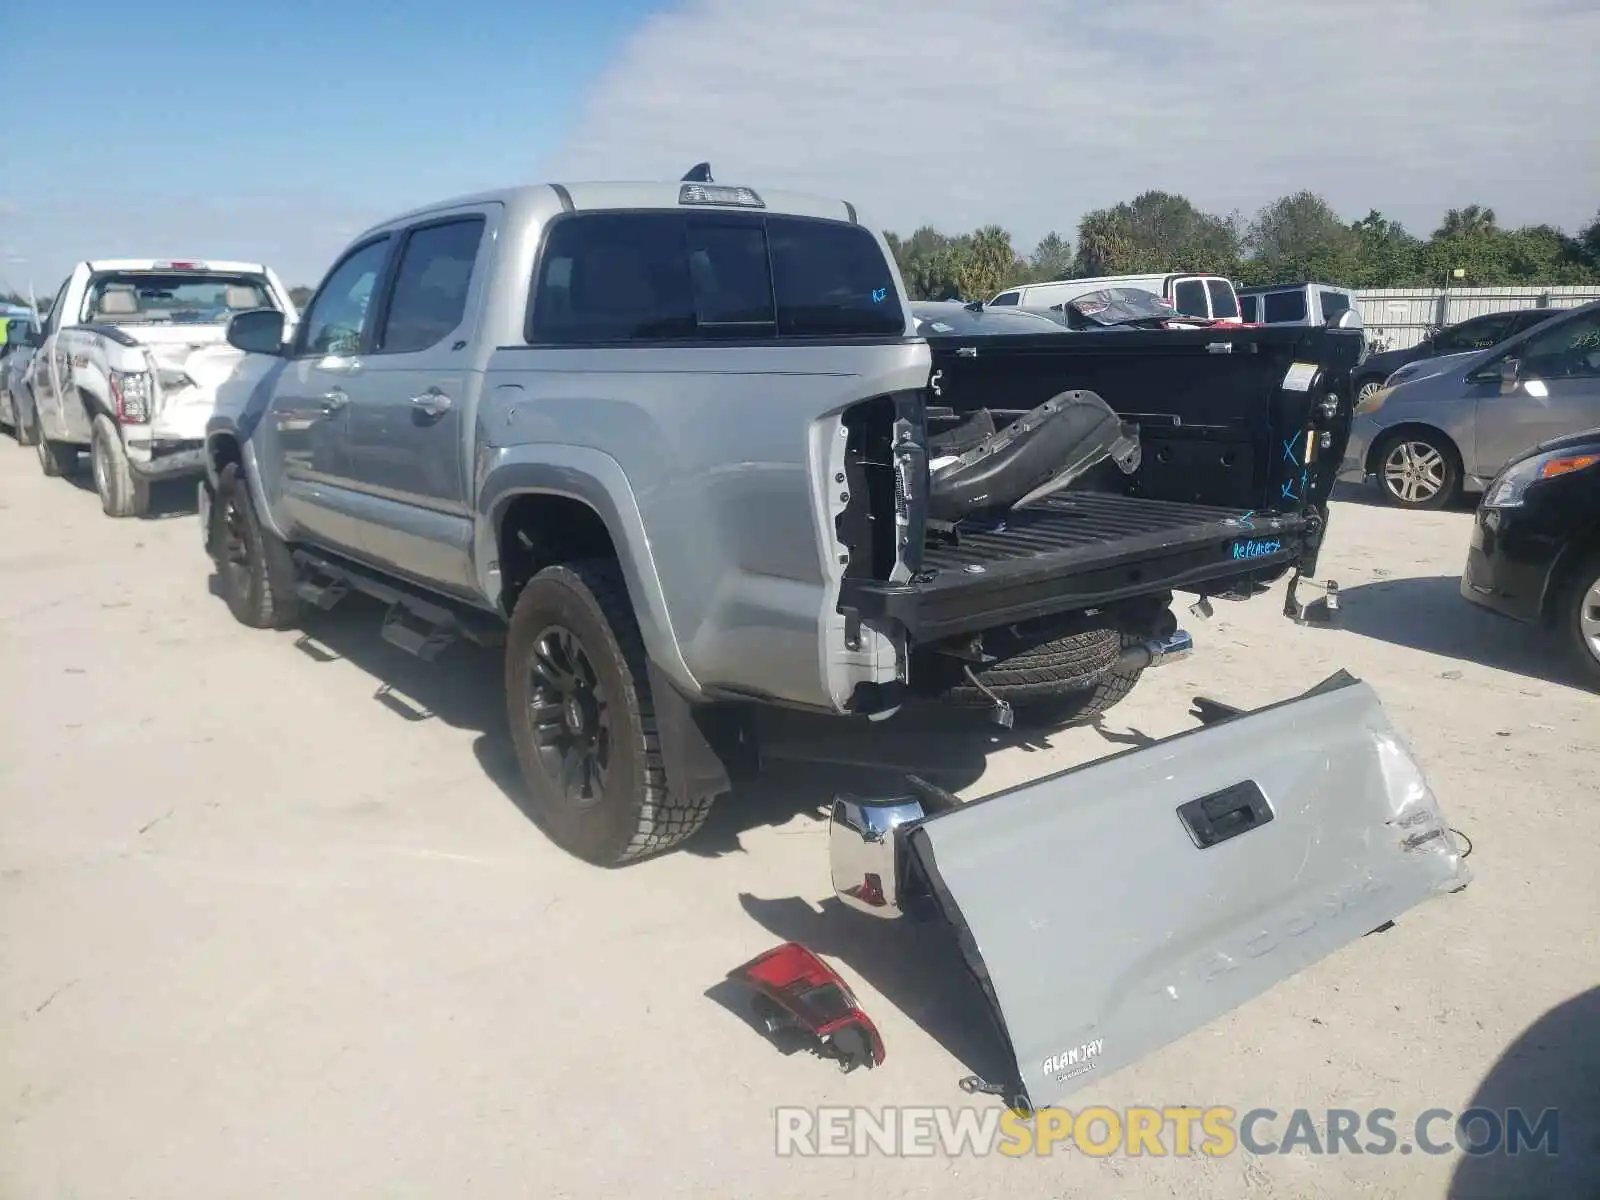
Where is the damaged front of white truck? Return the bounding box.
[38,259,297,517]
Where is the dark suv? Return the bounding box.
[1355,308,1564,407]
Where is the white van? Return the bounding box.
[1237,282,1357,328]
[990,273,1242,323]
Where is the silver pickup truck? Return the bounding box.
[202,171,1467,1106]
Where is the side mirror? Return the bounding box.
[25,326,44,348]
[1498,357,1521,395]
[1326,308,1362,332]
[227,308,286,355]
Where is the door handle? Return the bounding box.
[409,389,452,418]
[1176,780,1274,849]
[322,388,348,412]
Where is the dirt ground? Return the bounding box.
[2,446,1597,1200]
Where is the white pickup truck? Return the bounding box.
[26,259,297,516]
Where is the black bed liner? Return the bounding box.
[840,491,1302,641]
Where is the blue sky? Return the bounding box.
[4,0,1597,294]
[0,0,661,289]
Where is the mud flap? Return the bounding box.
[903,671,1469,1110]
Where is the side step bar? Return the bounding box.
[290,549,506,660]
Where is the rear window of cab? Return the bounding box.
[528,211,903,344]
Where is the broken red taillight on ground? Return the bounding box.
[729,942,885,1073]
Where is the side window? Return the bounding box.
[1239,295,1260,323]
[529,213,695,344]
[1434,313,1510,355]
[375,217,486,354]
[1519,310,1600,380]
[1206,279,1239,319]
[300,238,391,356]
[990,291,1020,306]
[1263,290,1308,323]
[1171,279,1207,317]
[767,216,902,337]
[1319,290,1351,320]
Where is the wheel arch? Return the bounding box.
[478,449,699,699]
[1541,529,1600,626]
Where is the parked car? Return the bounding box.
[989,273,1242,323]
[1238,282,1358,328]
[1460,425,1600,685]
[1338,300,1600,508]
[27,259,298,516]
[0,315,33,434]
[197,170,1467,1112]
[1353,307,1566,409]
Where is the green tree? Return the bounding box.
[1435,205,1499,239]
[1073,191,1240,277]
[1242,192,1361,285]
[1348,210,1424,288]
[1029,231,1073,281]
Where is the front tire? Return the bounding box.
[90,414,151,517]
[213,462,303,629]
[1374,429,1461,510]
[1354,376,1385,410]
[1565,553,1600,689]
[505,559,712,866]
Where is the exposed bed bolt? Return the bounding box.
[834,472,846,483]
[839,492,849,503]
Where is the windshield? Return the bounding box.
[81,272,276,326]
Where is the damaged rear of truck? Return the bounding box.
[208,174,1469,1100]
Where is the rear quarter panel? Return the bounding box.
[480,340,931,709]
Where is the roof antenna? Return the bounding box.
[682,162,713,183]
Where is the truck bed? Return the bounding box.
[840,491,1302,641]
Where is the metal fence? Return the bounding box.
[1355,285,1600,351]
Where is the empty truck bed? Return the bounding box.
[839,491,1304,641]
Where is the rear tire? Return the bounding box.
[213,462,304,629]
[505,559,712,866]
[1374,429,1461,509]
[90,414,150,517]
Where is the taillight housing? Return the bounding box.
[109,369,153,424]
[729,942,885,1072]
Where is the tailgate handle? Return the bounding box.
[1177,780,1273,848]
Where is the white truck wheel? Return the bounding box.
[90,413,150,518]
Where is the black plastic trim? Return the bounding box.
[549,183,575,213]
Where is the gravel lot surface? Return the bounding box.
[3,448,1596,1199]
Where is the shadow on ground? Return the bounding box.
[710,893,1018,1096]
[1331,480,1479,512]
[211,584,1102,858]
[59,460,200,519]
[1448,986,1600,1199]
[1337,575,1588,689]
